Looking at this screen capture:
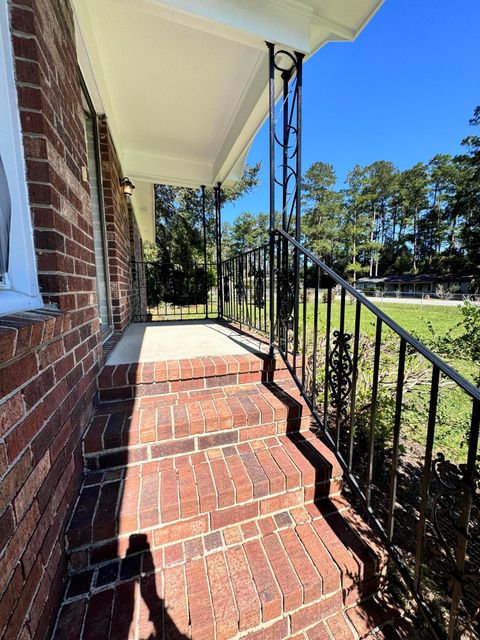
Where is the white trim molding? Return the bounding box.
[0,2,43,316]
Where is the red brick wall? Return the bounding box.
[99,120,136,331]
[0,1,101,637]
[0,1,145,635]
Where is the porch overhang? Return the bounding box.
[73,0,383,242]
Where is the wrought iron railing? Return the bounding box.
[221,244,270,336]
[221,229,480,640]
[131,261,217,321]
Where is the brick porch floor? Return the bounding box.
[52,321,409,639]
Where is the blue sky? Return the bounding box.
[223,0,480,223]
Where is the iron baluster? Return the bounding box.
[311,265,320,410]
[252,252,257,329]
[214,183,223,320]
[301,253,307,390]
[201,185,208,318]
[347,300,362,472]
[386,337,407,541]
[323,280,332,426]
[365,317,382,509]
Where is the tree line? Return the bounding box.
[148,106,479,285]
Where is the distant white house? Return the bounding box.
[355,274,474,296]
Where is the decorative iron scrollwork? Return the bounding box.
[328,330,353,422]
[253,267,265,308]
[269,45,303,237]
[235,257,246,303]
[235,278,246,303]
[425,453,480,635]
[223,275,230,304]
[248,255,256,277]
[277,264,295,331]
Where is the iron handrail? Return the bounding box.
[273,228,480,403]
[222,244,269,260]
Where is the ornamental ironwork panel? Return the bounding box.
[277,263,295,331]
[253,267,265,309]
[268,44,303,241]
[327,330,353,435]
[223,274,230,304]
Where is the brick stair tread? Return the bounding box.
[55,348,398,639]
[55,500,390,640]
[68,432,343,554]
[98,354,289,400]
[101,353,286,384]
[85,380,312,468]
[96,375,305,414]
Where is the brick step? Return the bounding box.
[85,379,312,470]
[67,433,344,570]
[98,353,289,401]
[55,499,391,640]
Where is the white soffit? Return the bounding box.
[73,0,383,240]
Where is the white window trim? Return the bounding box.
[0,2,42,316]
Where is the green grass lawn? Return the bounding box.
[375,301,463,337]
[302,298,474,379]
[303,298,463,344]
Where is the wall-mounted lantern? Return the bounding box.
[120,176,135,197]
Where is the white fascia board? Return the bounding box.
[212,1,385,185]
[351,1,385,41]
[73,1,124,166]
[310,14,355,41]
[211,47,305,185]
[124,150,214,188]
[222,147,250,188]
[73,14,105,112]
[211,46,317,185]
[212,53,269,185]
[131,181,155,243]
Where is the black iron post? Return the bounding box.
[292,51,304,362]
[267,41,276,356]
[294,52,303,243]
[201,185,208,318]
[267,44,304,357]
[280,68,291,353]
[281,69,291,232]
[214,183,223,319]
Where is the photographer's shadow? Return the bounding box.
[112,534,188,640]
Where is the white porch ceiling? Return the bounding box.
[73,0,383,242]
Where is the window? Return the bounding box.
[0,2,42,314]
[0,154,10,284]
[82,80,112,337]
